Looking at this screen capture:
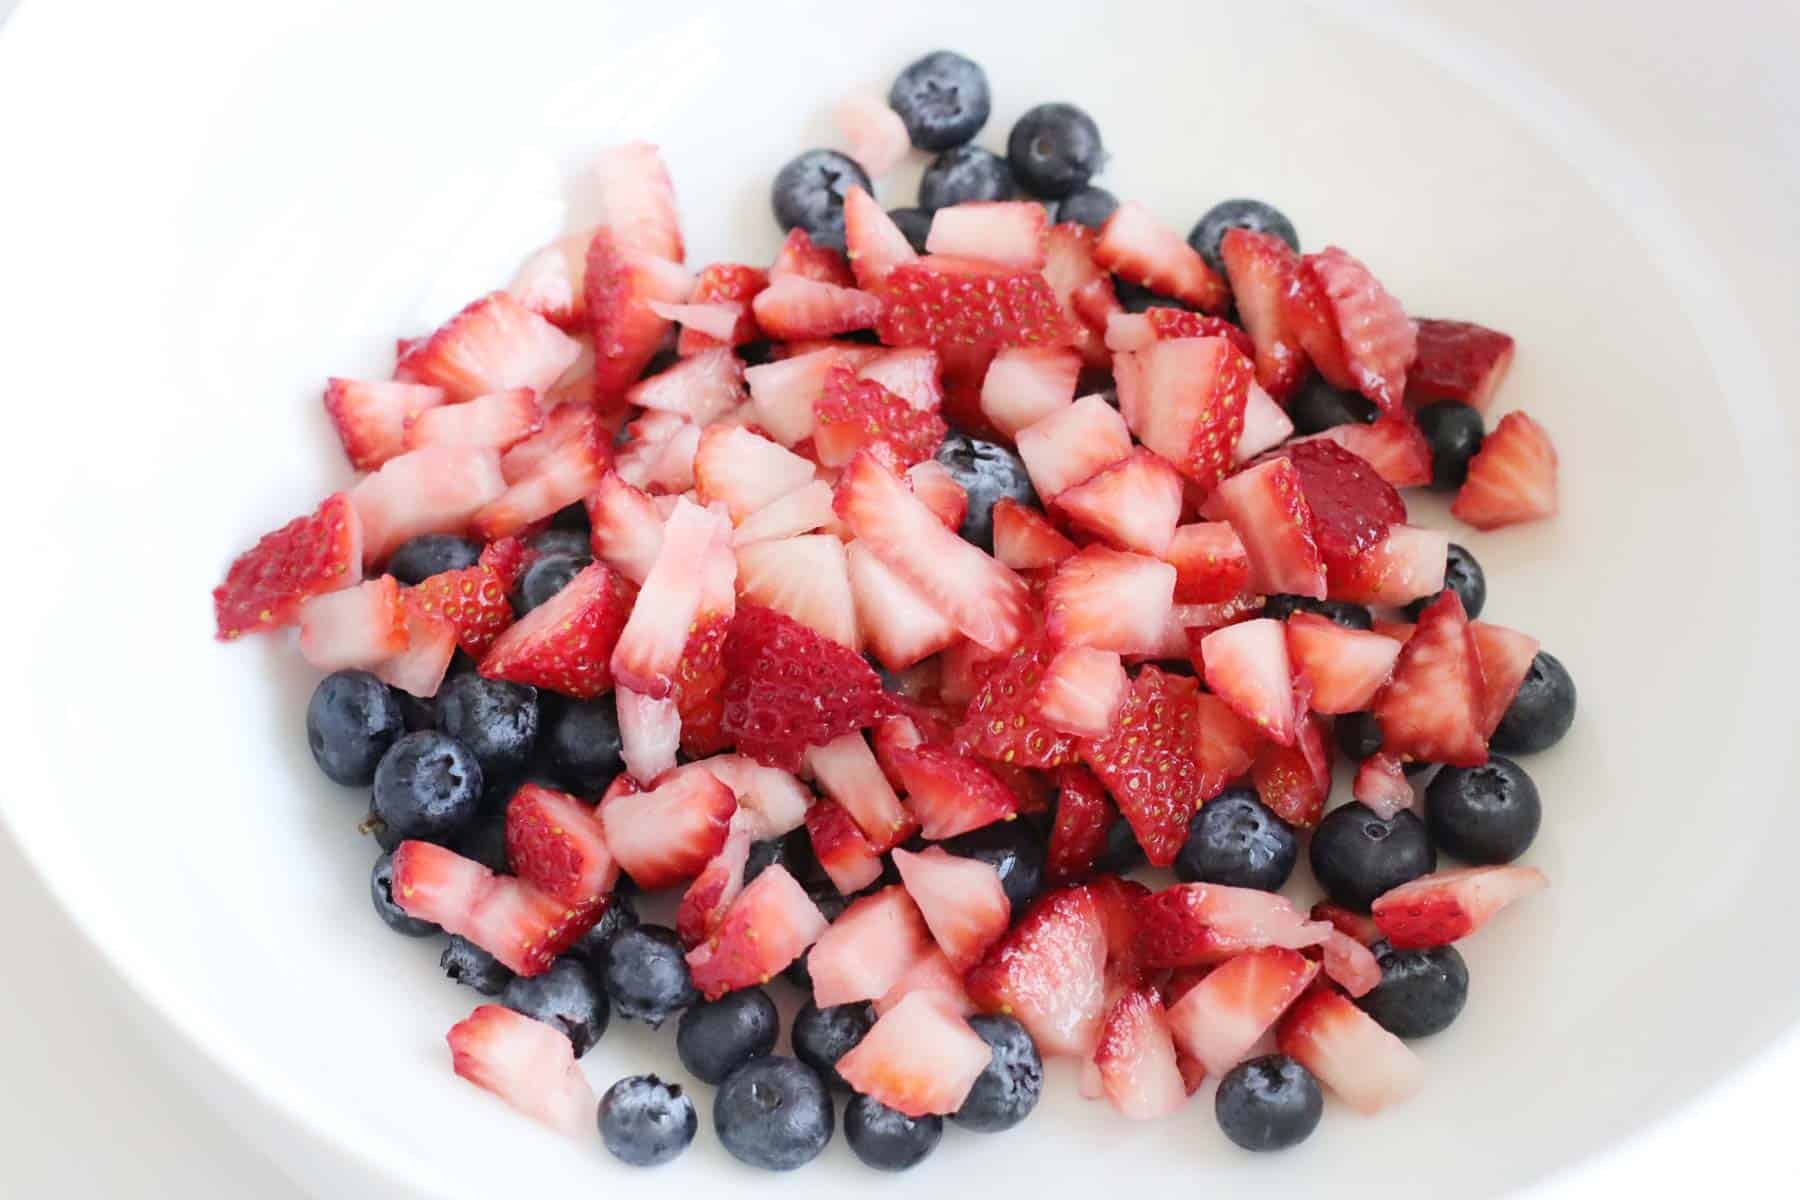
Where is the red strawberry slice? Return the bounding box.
[613,417,701,495]
[992,498,1078,571]
[1200,618,1297,745]
[374,597,459,698]
[506,783,619,907]
[676,263,767,354]
[1372,865,1548,950]
[693,424,817,521]
[979,346,1081,438]
[1301,416,1433,489]
[806,732,917,852]
[686,864,830,999]
[214,493,363,639]
[752,276,881,340]
[1353,752,1415,820]
[509,230,593,330]
[889,744,1019,839]
[1094,986,1189,1120]
[585,472,665,584]
[1094,202,1229,313]
[397,292,584,402]
[1134,884,1329,970]
[876,256,1072,351]
[478,560,635,699]
[1208,455,1326,599]
[1278,987,1424,1114]
[835,451,1032,654]
[1251,692,1332,827]
[844,539,960,671]
[1163,522,1250,604]
[470,426,610,541]
[813,364,948,469]
[1306,247,1416,411]
[1115,337,1252,492]
[892,846,1011,971]
[875,947,975,1018]
[671,617,732,762]
[1471,621,1542,737]
[501,404,601,484]
[1192,692,1262,799]
[1219,228,1308,400]
[805,795,886,894]
[323,378,448,470]
[297,576,408,671]
[407,565,515,658]
[1166,946,1318,1077]
[1041,222,1116,365]
[476,536,534,589]
[1045,765,1117,887]
[1325,524,1449,607]
[836,991,994,1117]
[770,228,856,287]
[1406,318,1516,412]
[808,885,935,1008]
[1045,546,1177,656]
[1077,666,1207,866]
[590,141,684,262]
[1285,612,1403,714]
[735,534,860,651]
[1270,439,1407,568]
[1235,383,1298,463]
[404,388,543,453]
[610,500,729,698]
[1278,255,1353,389]
[966,885,1109,1057]
[844,185,918,289]
[596,764,736,890]
[733,479,836,546]
[938,638,1009,706]
[1373,590,1488,767]
[857,348,943,412]
[390,841,594,975]
[745,347,860,445]
[1312,902,1384,946]
[1315,927,1382,998]
[1014,392,1134,501]
[1033,646,1127,739]
[627,347,745,426]
[905,459,968,531]
[676,809,757,948]
[585,228,692,402]
[1451,410,1558,530]
[1053,449,1185,556]
[953,632,1078,769]
[926,201,1049,270]
[719,602,889,770]
[1103,309,1256,361]
[447,1005,598,1136]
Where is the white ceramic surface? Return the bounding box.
[4,0,1799,1196]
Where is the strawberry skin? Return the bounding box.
[1093,986,1189,1120]
[965,885,1109,1058]
[1306,247,1417,412]
[505,783,618,906]
[954,633,1078,769]
[1371,864,1548,949]
[813,364,947,469]
[719,602,889,770]
[1406,318,1515,413]
[585,227,688,402]
[478,561,635,699]
[876,256,1072,351]
[686,864,831,999]
[391,841,595,976]
[1271,438,1407,569]
[1045,765,1117,887]
[1451,410,1558,530]
[1372,589,1489,767]
[805,795,886,894]
[214,493,363,639]
[889,744,1019,840]
[407,565,514,658]
[1078,666,1208,867]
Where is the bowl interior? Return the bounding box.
[3,1,1796,1196]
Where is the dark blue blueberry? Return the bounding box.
[952,1014,1043,1132]
[394,690,437,733]
[538,695,623,797]
[570,892,639,973]
[363,796,403,852]
[1113,278,1187,313]
[1093,814,1147,876]
[846,1095,942,1170]
[791,1000,873,1091]
[1491,651,1576,755]
[677,988,780,1084]
[306,670,405,787]
[933,433,1036,552]
[887,207,933,254]
[714,1056,835,1171]
[1426,757,1541,864]
[1187,199,1300,275]
[501,957,610,1056]
[743,838,788,886]
[1262,594,1374,630]
[440,935,512,995]
[1309,806,1436,913]
[918,145,1017,210]
[1174,788,1298,891]
[1335,711,1384,762]
[370,852,437,937]
[888,50,990,151]
[384,534,481,585]
[1056,185,1118,230]
[371,731,483,844]
[602,925,697,1028]
[1287,377,1379,435]
[944,820,1045,911]
[1006,103,1105,199]
[599,1075,696,1167]
[1214,1054,1323,1151]
[782,885,848,990]
[513,552,589,616]
[549,501,591,534]
[1404,543,1485,621]
[771,149,872,241]
[435,674,539,780]
[1416,401,1486,491]
[529,527,590,559]
[447,791,511,873]
[1356,942,1469,1038]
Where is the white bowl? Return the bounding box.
[4,1,1799,1196]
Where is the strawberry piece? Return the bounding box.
[978,346,1080,438]
[297,576,408,671]
[476,536,534,590]
[501,404,601,485]
[506,783,619,906]
[1372,865,1548,949]
[446,1005,597,1136]
[735,533,860,650]
[1285,612,1403,714]
[938,638,1008,706]
[889,745,1019,839]
[1105,309,1256,360]
[1164,522,1250,604]
[1406,318,1516,412]
[813,364,947,469]
[966,884,1109,1057]
[1045,765,1116,887]
[1135,884,1329,969]
[992,498,1078,571]
[323,379,447,470]
[752,276,881,340]
[875,948,975,1017]
[508,230,593,330]
[1325,524,1449,606]
[805,795,886,894]
[403,388,542,453]
[1373,590,1488,766]
[687,865,830,999]
[719,602,888,770]
[833,94,910,177]
[770,228,856,287]
[470,428,610,542]
[1192,691,1262,798]
[1312,901,1384,946]
[676,809,757,948]
[1053,449,1185,556]
[1116,337,1252,492]
[1278,986,1424,1114]
[1272,439,1407,567]
[1094,202,1229,313]
[374,597,458,698]
[1041,222,1116,365]
[1302,416,1433,488]
[1033,646,1127,739]
[1219,228,1308,400]
[585,472,664,584]
[687,756,811,836]
[1306,247,1416,411]
[1199,618,1297,744]
[876,256,1072,351]
[1318,928,1382,998]
[1452,410,1558,530]
[671,608,733,761]
[1166,946,1318,1076]
[1014,392,1133,501]
[1279,254,1353,389]
[591,141,684,262]
[610,500,729,698]
[397,292,583,402]
[954,632,1078,769]
[844,540,959,672]
[835,452,1033,653]
[1209,456,1326,599]
[732,479,835,546]
[1077,666,1206,866]
[1351,753,1414,820]
[905,459,969,531]
[1251,699,1333,827]
[1235,383,1297,463]
[842,185,918,290]
[1471,621,1542,737]
[406,565,515,658]
[390,841,594,975]
[1045,546,1177,656]
[806,732,916,851]
[926,201,1048,270]
[613,417,700,495]
[836,992,993,1117]
[627,347,745,426]
[585,228,691,402]
[745,347,855,445]
[857,348,943,412]
[808,885,935,1008]
[597,765,736,890]
[479,561,635,699]
[692,425,817,523]
[213,493,363,639]
[674,281,765,360]
[892,846,1011,970]
[1094,986,1189,1119]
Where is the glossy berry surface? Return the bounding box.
[1174,788,1299,891]
[1335,711,1385,761]
[371,731,484,844]
[952,1013,1043,1132]
[369,852,436,937]
[500,957,610,1056]
[306,670,405,787]
[1309,805,1436,912]
[1006,103,1105,198]
[791,1000,873,1092]
[602,925,697,1028]
[781,886,848,991]
[1491,651,1577,754]
[1187,198,1300,274]
[944,819,1046,911]
[570,893,639,973]
[384,534,480,585]
[771,149,872,241]
[1416,400,1486,491]
[537,694,623,797]
[599,1074,696,1167]
[933,432,1036,552]
[846,1095,943,1171]
[440,935,512,995]
[677,988,780,1084]
[513,552,589,615]
[888,50,991,150]
[434,673,539,781]
[1056,185,1118,230]
[1426,756,1541,864]
[918,145,1018,210]
[1404,543,1486,621]
[887,207,932,253]
[713,1056,835,1171]
[1214,1054,1323,1151]
[1357,942,1470,1038]
[1262,594,1374,631]
[1286,377,1379,434]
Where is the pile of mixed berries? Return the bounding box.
[215,49,1571,1171]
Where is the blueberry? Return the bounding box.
[887,207,933,254]
[1174,788,1298,891]
[771,149,871,241]
[1356,942,1469,1038]
[791,1000,873,1091]
[1416,401,1486,491]
[1286,377,1380,435]
[888,50,990,151]
[501,957,610,1056]
[1093,814,1147,876]
[1334,711,1384,762]
[1490,651,1577,755]
[549,501,591,534]
[952,1014,1043,1132]
[447,795,511,873]
[944,820,1045,911]
[528,527,590,560]
[1056,185,1118,231]
[570,892,639,973]
[371,731,484,844]
[440,935,512,995]
[1187,199,1300,276]
[714,1056,835,1171]
[782,886,848,990]
[1309,805,1436,912]
[1426,757,1540,864]
[599,1075,696,1167]
[384,534,481,585]
[602,925,697,1028]
[538,695,623,797]
[435,674,539,781]
[1006,103,1105,199]
[933,433,1036,551]
[743,838,788,886]
[918,145,1017,210]
[1213,1054,1323,1151]
[363,796,403,852]
[846,1095,942,1171]
[677,989,779,1084]
[1262,594,1374,630]
[306,670,405,787]
[370,852,436,937]
[394,690,438,733]
[1404,543,1486,621]
[1113,278,1187,313]
[513,552,589,616]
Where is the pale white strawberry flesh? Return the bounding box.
[807,885,936,1008]
[1166,946,1318,1077]
[1279,988,1424,1115]
[891,846,1011,971]
[926,201,1049,270]
[979,346,1080,437]
[447,1004,598,1136]
[1033,645,1127,738]
[835,991,994,1116]
[735,534,860,650]
[1200,618,1298,745]
[1014,393,1134,500]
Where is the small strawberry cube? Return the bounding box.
[889,745,1019,840]
[403,388,543,453]
[857,347,943,412]
[470,428,611,542]
[752,276,883,340]
[1406,318,1515,413]
[1371,865,1548,950]
[1191,691,1262,796]
[1076,667,1211,866]
[585,472,665,584]
[732,479,836,546]
[770,228,856,286]
[447,1005,598,1136]
[891,846,1011,971]
[844,539,960,671]
[1045,546,1177,656]
[509,229,593,330]
[1014,392,1133,500]
[693,423,818,521]
[676,811,757,948]
[397,292,584,402]
[1165,946,1318,1077]
[214,493,365,640]
[502,404,601,484]
[1235,383,1296,463]
[925,201,1049,270]
[813,365,947,468]
[686,864,831,999]
[1305,247,1417,412]
[805,796,885,894]
[876,255,1072,351]
[1134,884,1330,969]
[506,783,619,907]
[1277,988,1423,1115]
[1199,618,1298,745]
[1044,765,1116,887]
[807,885,936,1008]
[991,497,1078,571]
[1372,589,1488,767]
[719,602,889,770]
[965,885,1109,1058]
[374,597,459,698]
[585,228,692,401]
[1311,902,1384,946]
[296,575,408,671]
[626,346,746,426]
[1285,612,1404,714]
[597,764,736,890]
[478,560,636,699]
[1318,929,1383,998]
[843,185,918,289]
[677,263,768,355]
[745,347,855,445]
[979,346,1081,438]
[1115,337,1252,491]
[1041,222,1116,365]
[1471,621,1542,737]
[1219,228,1308,401]
[1033,646,1127,739]
[836,992,994,1117]
[736,534,860,651]
[391,841,594,975]
[1353,753,1415,820]
[1163,522,1250,604]
[874,947,976,1017]
[905,459,969,531]
[1093,987,1189,1120]
[690,755,812,836]
[1300,416,1434,489]
[1053,449,1185,556]
[612,500,731,698]
[323,378,447,470]
[805,733,916,852]
[1208,455,1327,599]
[1325,524,1450,606]
[1451,410,1558,530]
[1094,202,1229,313]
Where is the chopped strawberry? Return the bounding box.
[1104,309,1256,360]
[1471,621,1542,737]
[1116,337,1252,492]
[1053,449,1184,556]
[1285,612,1403,714]
[1219,228,1308,400]
[991,498,1078,571]
[1093,986,1189,1119]
[838,186,918,293]
[506,783,619,906]
[1406,318,1516,412]
[610,500,729,698]
[479,561,635,699]
[650,299,745,344]
[470,426,610,541]
[978,346,1080,438]
[676,809,757,948]
[844,539,960,671]
[508,230,593,330]
[1209,455,1326,599]
[390,841,594,975]
[1352,753,1415,820]
[446,1005,598,1136]
[296,576,408,671]
[1251,698,1332,827]
[953,633,1077,769]
[349,445,511,563]
[805,795,886,894]
[1135,883,1329,968]
[892,846,1011,970]
[1373,590,1488,767]
[770,228,856,287]
[876,256,1072,351]
[616,687,683,782]
[808,885,935,1007]
[1166,946,1318,1077]
[691,425,817,524]
[374,596,458,698]
[1325,524,1449,606]
[1094,202,1229,313]
[937,638,1009,706]
[405,564,515,658]
[812,364,947,469]
[805,732,916,851]
[1200,618,1297,744]
[1277,987,1423,1114]
[626,347,745,426]
[745,347,860,445]
[214,493,363,639]
[397,292,584,401]
[323,378,448,470]
[1301,416,1433,488]
[476,536,534,589]
[590,141,684,262]
[1163,522,1250,604]
[733,479,837,546]
[614,417,701,495]
[836,991,994,1117]
[1045,546,1177,656]
[752,276,881,340]
[735,533,860,650]
[585,472,665,584]
[1271,439,1407,570]
[926,201,1049,270]
[676,264,766,355]
[1077,666,1206,866]
[890,745,1019,839]
[900,459,966,533]
[1372,865,1548,949]
[585,228,691,401]
[1033,646,1127,739]
[966,885,1108,1057]
[1306,247,1416,411]
[688,755,811,836]
[1235,384,1297,463]
[874,947,976,1017]
[1040,222,1116,365]
[1318,929,1383,998]
[1280,255,1353,389]
[687,864,830,999]
[1311,902,1384,946]
[1045,764,1117,887]
[1014,392,1134,500]
[857,347,943,412]
[1451,410,1558,530]
[719,602,888,770]
[1191,690,1262,798]
[501,404,601,484]
[596,763,735,890]
[403,388,543,453]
